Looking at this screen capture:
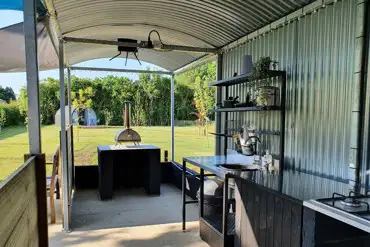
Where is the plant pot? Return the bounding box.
[256,86,279,107]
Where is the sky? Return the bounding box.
[0,10,160,95]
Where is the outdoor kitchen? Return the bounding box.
[180,48,370,246]
[3,0,370,247]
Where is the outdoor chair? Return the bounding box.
[46,146,61,224]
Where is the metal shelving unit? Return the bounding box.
[210,70,286,170]
[211,106,281,112]
[182,71,287,247]
[209,70,286,87]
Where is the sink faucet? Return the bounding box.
[245,135,261,155]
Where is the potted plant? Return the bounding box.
[251,57,279,107]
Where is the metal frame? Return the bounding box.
[67,68,72,125]
[171,74,175,161]
[70,66,172,75]
[48,21,223,234]
[69,66,175,163]
[349,0,368,193]
[362,1,370,191]
[182,158,230,245]
[173,54,216,75]
[182,160,201,231]
[215,54,223,155]
[214,71,286,167]
[63,35,216,171]
[63,36,217,54]
[59,39,70,232]
[222,174,229,246]
[24,0,42,154]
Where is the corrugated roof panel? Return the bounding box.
[47,0,313,70]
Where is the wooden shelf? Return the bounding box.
[209,70,286,87]
[211,106,281,112]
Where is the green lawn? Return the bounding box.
[0,125,215,182]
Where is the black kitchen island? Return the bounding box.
[183,155,370,247]
[98,144,160,200]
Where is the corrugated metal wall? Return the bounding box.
[221,0,356,180]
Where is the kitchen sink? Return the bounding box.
[217,163,260,171]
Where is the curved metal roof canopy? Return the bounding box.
[0,0,313,72]
[48,0,312,71]
[63,24,214,71]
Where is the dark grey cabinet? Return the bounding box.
[97,145,161,200]
[234,179,303,247]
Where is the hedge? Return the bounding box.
[0,103,24,127]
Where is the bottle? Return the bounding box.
[265,150,273,171]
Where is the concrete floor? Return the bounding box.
[49,184,208,247]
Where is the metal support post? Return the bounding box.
[182,159,187,231]
[171,74,175,161]
[24,0,41,154]
[224,86,229,155]
[59,39,70,232]
[67,68,72,126]
[23,1,48,243]
[215,54,223,155]
[349,0,368,193]
[67,68,73,192]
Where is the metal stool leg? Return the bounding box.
[182,160,187,231]
[223,175,229,246]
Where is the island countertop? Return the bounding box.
[98,144,160,151]
[183,155,348,203]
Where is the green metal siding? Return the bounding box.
[221,0,356,180]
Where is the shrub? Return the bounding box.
[0,108,6,127]
[0,103,24,127]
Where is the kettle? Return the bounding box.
[241,136,261,156]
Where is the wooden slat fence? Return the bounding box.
[0,156,48,247]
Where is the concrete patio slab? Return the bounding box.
[49,184,207,247]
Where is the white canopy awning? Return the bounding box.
[0,17,58,72]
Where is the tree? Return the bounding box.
[0,108,6,128]
[192,75,215,135]
[175,61,216,124]
[72,87,94,124]
[39,78,60,124]
[17,87,28,123]
[175,83,195,121]
[101,109,113,126]
[5,63,216,128]
[0,86,16,103]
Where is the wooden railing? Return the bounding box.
[0,155,48,246]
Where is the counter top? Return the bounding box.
[98,144,160,151]
[303,200,370,234]
[184,155,348,202]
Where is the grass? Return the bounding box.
[0,125,215,182]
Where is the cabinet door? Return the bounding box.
[234,180,303,247]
